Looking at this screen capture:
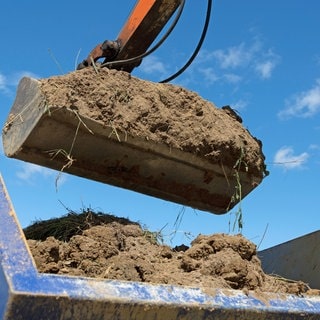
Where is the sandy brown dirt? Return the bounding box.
[39,67,267,179]
[25,212,317,296]
[21,67,316,298]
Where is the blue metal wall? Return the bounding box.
[1,174,320,319]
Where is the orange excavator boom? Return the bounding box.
[77,0,182,72]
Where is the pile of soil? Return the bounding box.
[19,68,316,297]
[39,67,267,179]
[25,211,316,296]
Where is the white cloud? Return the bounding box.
[138,36,279,87]
[0,70,39,95]
[212,42,254,69]
[0,72,9,94]
[9,71,39,86]
[232,99,248,111]
[0,136,4,156]
[16,163,55,181]
[198,67,219,84]
[309,144,320,151]
[139,56,168,75]
[274,146,309,170]
[255,60,275,79]
[0,73,6,87]
[279,79,320,118]
[223,73,242,84]
[16,162,67,189]
[255,49,280,79]
[195,38,279,85]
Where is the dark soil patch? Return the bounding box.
[25,210,317,296]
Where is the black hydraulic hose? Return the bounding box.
[160,0,212,83]
[101,0,186,69]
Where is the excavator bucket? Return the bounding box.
[1,0,266,213]
[2,69,267,214]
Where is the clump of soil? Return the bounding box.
[3,67,269,216]
[39,67,267,179]
[25,211,315,296]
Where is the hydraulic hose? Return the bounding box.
[160,0,212,83]
[101,0,213,84]
[101,0,186,69]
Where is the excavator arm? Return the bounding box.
[3,0,265,215]
[77,0,182,72]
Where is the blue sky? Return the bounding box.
[1,1,320,250]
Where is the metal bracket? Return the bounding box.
[78,0,182,72]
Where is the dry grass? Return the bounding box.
[24,208,139,242]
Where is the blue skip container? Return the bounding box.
[1,174,319,319]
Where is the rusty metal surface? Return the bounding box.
[1,175,320,319]
[115,0,181,71]
[2,77,263,215]
[77,0,181,71]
